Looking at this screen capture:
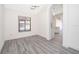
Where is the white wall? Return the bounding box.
[49,11,55,39]
[5,8,38,40]
[4,4,52,40]
[63,4,79,50]
[36,5,51,40]
[0,5,5,51]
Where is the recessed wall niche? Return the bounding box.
[18,16,31,32]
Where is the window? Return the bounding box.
[18,16,31,32]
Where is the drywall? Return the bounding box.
[4,4,52,40]
[63,4,79,50]
[4,8,38,40]
[0,5,5,52]
[36,5,52,40]
[49,10,55,39]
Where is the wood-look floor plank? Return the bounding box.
[1,35,79,54]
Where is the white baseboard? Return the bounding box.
[63,45,79,51]
[0,41,5,53]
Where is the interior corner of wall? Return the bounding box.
[63,43,69,48]
[0,41,5,53]
[46,35,51,40]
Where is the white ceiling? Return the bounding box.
[4,4,49,16]
[4,4,63,16]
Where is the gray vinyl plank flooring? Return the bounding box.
[1,35,79,54]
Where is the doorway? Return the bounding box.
[50,4,63,46]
